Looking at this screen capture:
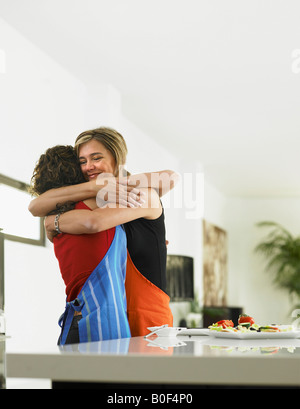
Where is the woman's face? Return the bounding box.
[78,139,116,181]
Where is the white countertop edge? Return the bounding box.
[6,352,300,386]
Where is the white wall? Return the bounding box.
[0,18,86,183]
[224,197,300,325]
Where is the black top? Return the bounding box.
[123,209,167,293]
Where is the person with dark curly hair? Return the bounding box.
[29,145,86,197]
[30,144,131,345]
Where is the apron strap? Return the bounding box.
[58,298,83,346]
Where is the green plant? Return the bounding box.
[254,221,300,309]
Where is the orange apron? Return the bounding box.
[125,251,173,337]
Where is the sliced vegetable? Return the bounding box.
[238,314,255,326]
[258,326,279,332]
[216,320,234,329]
[238,322,251,329]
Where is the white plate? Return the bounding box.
[210,330,300,340]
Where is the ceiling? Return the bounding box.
[1,0,300,197]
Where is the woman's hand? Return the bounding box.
[95,173,145,208]
[44,215,57,242]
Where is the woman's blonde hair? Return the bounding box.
[74,127,128,176]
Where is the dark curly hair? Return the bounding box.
[30,145,86,213]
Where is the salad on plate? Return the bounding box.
[208,314,294,334]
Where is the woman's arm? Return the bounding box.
[45,188,161,237]
[29,181,97,217]
[29,178,142,217]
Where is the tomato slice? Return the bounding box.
[216,320,234,329]
[238,315,255,325]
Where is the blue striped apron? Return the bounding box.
[58,225,131,345]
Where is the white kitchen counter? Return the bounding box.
[5,334,300,388]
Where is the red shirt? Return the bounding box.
[53,201,115,301]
